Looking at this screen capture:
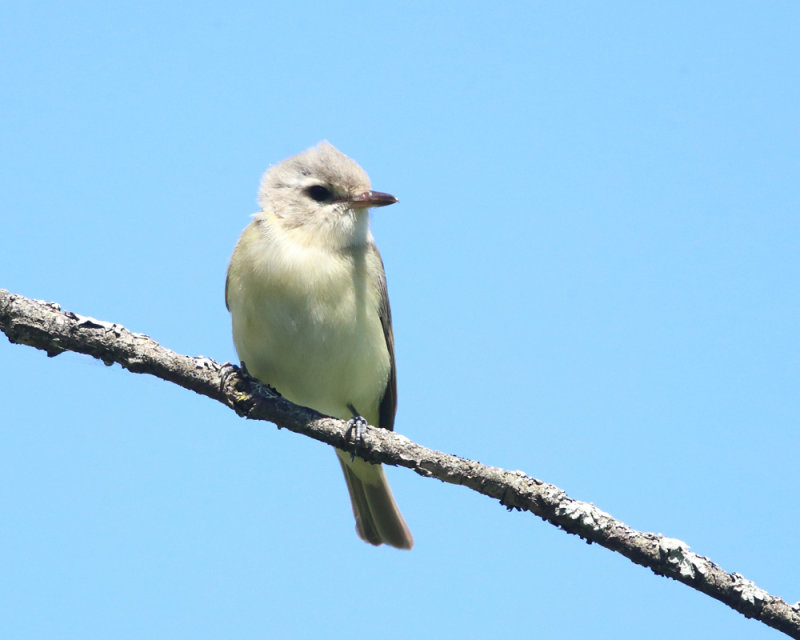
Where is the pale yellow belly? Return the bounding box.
[228,258,390,425]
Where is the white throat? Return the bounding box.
[272,207,372,251]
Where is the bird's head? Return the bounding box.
[258,141,397,248]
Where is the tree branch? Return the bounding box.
[2,287,798,638]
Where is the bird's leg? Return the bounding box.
[345,403,368,462]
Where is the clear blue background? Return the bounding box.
[2,2,798,638]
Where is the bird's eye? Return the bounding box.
[305,185,333,202]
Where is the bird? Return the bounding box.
[225,142,413,549]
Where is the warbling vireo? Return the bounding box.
[225,142,413,549]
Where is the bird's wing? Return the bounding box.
[370,244,397,431]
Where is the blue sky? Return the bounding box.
[2,2,799,638]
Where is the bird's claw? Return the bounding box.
[219,361,241,391]
[346,415,368,462]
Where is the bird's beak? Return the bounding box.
[349,190,398,208]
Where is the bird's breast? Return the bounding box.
[228,225,390,424]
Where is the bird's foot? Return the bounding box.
[345,412,368,462]
[219,361,242,392]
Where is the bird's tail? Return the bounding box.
[335,449,413,550]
